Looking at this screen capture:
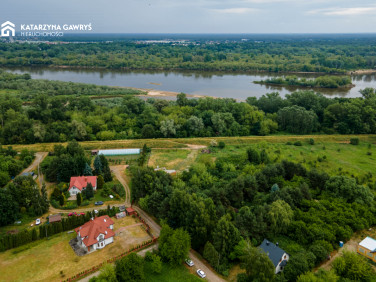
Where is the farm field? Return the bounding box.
[0,216,152,282]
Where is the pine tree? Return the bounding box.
[94,155,103,175]
[97,175,104,189]
[76,192,82,206]
[83,163,93,176]
[85,183,94,199]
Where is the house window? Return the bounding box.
[367,251,373,257]
[359,247,365,253]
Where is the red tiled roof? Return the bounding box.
[75,215,115,247]
[126,207,136,213]
[69,176,97,191]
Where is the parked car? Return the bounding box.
[109,195,114,199]
[68,212,77,216]
[185,259,194,267]
[94,209,99,214]
[197,269,206,278]
[80,212,85,216]
[35,218,41,225]
[95,201,104,206]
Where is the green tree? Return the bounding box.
[97,175,105,190]
[332,251,375,281]
[212,215,241,259]
[159,224,191,265]
[268,200,294,235]
[247,148,260,165]
[239,240,275,282]
[94,155,103,175]
[83,163,93,176]
[203,241,220,270]
[151,254,162,274]
[115,253,144,282]
[0,189,19,226]
[76,192,82,206]
[85,183,94,199]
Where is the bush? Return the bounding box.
[286,141,292,145]
[218,141,226,149]
[294,141,302,146]
[308,138,315,145]
[350,138,359,145]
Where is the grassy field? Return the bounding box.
[144,261,202,282]
[8,134,376,152]
[148,149,192,170]
[198,140,376,183]
[0,216,152,282]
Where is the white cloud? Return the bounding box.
[308,6,376,16]
[211,7,258,14]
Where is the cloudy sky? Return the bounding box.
[1,0,376,33]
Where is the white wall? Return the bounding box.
[275,253,289,274]
[69,186,81,196]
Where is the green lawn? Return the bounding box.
[144,261,202,282]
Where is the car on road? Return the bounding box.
[197,269,206,278]
[185,259,194,267]
[95,201,104,206]
[35,218,41,225]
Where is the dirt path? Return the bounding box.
[20,151,48,175]
[110,165,131,206]
[318,239,358,271]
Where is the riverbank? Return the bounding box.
[348,69,376,75]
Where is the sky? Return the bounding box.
[1,0,376,33]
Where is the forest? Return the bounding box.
[130,141,376,281]
[254,75,353,89]
[1,37,376,73]
[1,70,376,144]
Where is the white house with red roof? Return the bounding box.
[69,176,97,197]
[75,215,115,252]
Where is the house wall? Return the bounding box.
[275,253,289,274]
[357,246,376,262]
[69,186,81,196]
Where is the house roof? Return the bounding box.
[75,215,115,247]
[126,207,136,213]
[259,239,287,267]
[359,237,376,252]
[49,214,61,223]
[69,176,97,191]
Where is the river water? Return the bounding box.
[6,67,376,100]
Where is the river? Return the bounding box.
[5,67,376,100]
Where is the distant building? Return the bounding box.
[259,239,289,274]
[358,237,376,262]
[69,176,97,196]
[154,166,176,175]
[97,149,141,156]
[48,214,62,223]
[75,215,115,252]
[21,172,35,177]
[126,207,137,216]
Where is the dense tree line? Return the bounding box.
[2,72,376,143]
[0,176,49,226]
[255,75,353,89]
[130,144,376,280]
[1,37,376,73]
